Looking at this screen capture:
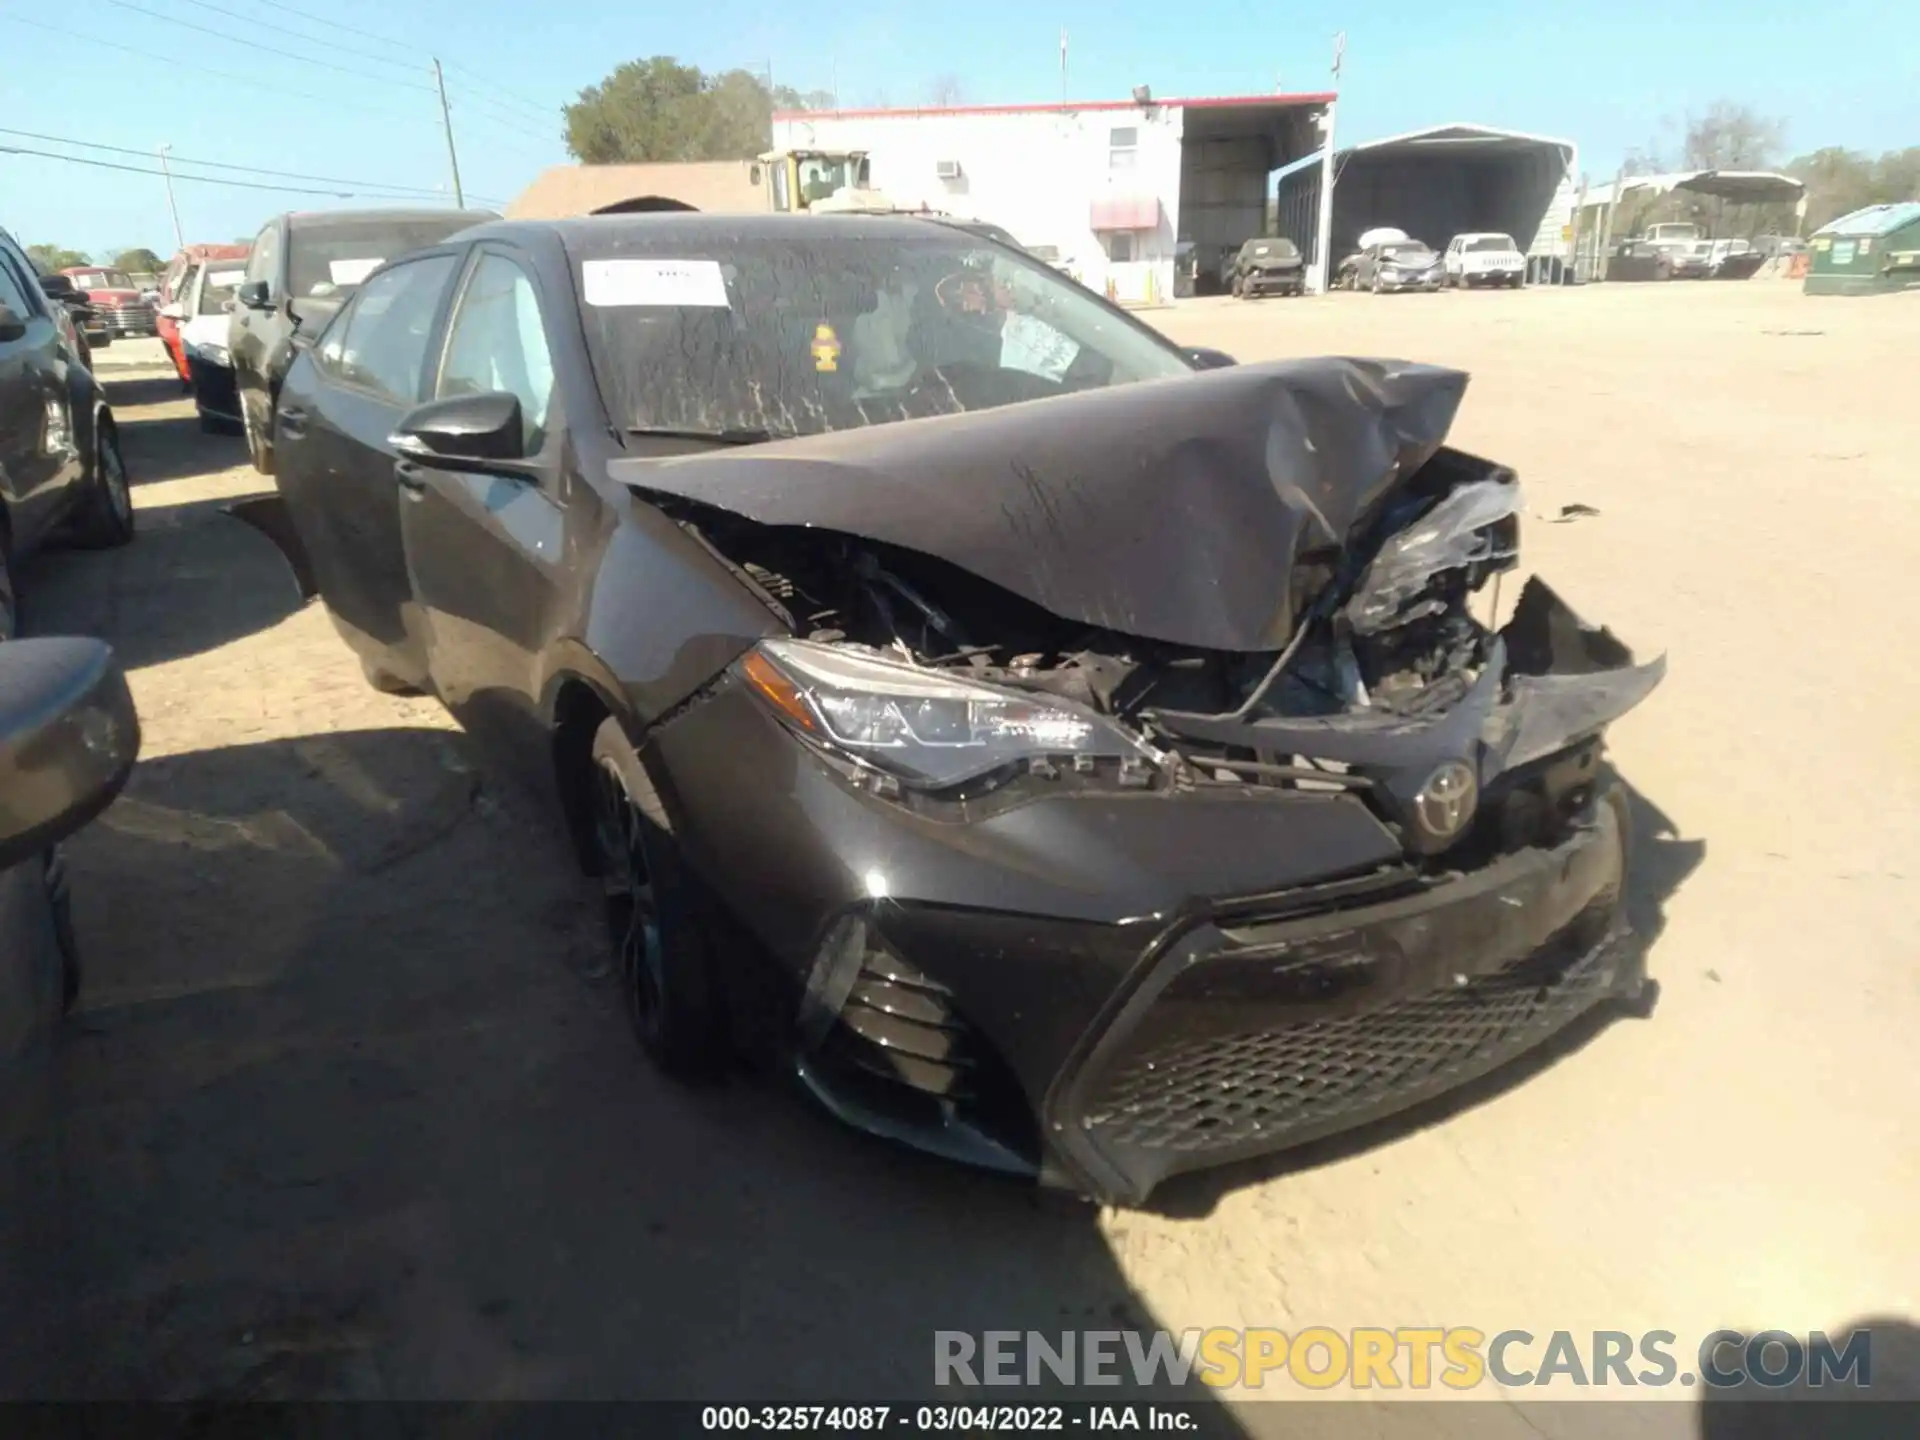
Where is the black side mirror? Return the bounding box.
[238,280,272,310]
[0,304,25,344]
[38,274,76,301]
[1186,347,1237,371]
[390,392,526,466]
[0,639,141,872]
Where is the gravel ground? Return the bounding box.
[3,282,1915,1435]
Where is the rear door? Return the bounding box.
[401,245,567,754]
[273,251,460,686]
[0,240,77,554]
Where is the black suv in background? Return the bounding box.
[0,226,136,635]
[229,207,496,474]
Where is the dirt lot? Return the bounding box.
[4,286,1915,1432]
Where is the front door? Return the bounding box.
[400,246,570,768]
[272,252,460,685]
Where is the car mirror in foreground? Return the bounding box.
[1187,347,1237,370]
[237,281,272,310]
[390,392,527,467]
[0,305,25,344]
[0,639,141,873]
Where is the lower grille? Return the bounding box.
[1079,902,1617,1157]
[822,946,977,1099]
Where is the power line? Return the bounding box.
[216,0,562,126]
[0,14,424,118]
[1,146,357,198]
[0,126,502,205]
[102,0,440,92]
[167,0,433,78]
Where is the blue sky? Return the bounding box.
[3,0,1911,258]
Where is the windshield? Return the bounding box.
[71,270,135,290]
[795,155,864,202]
[287,217,476,299]
[198,265,247,316]
[577,231,1195,441]
[1464,236,1515,253]
[1380,243,1433,260]
[1243,239,1299,260]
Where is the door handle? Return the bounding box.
[395,459,428,495]
[278,405,307,436]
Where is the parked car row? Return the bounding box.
[1334,229,1530,293]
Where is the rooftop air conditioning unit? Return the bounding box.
[935,159,963,180]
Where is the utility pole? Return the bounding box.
[433,58,466,208]
[157,144,184,249]
[1311,33,1344,294]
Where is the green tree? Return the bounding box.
[26,243,91,273]
[113,247,166,273]
[562,58,831,163]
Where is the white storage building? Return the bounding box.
[772,92,1333,304]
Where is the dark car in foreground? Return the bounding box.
[229,206,497,474]
[0,228,137,635]
[0,638,140,1061]
[1229,237,1305,298]
[263,213,1663,1204]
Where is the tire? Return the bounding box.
[70,415,135,550]
[48,847,80,1014]
[359,655,422,695]
[199,410,245,438]
[0,538,16,642]
[589,715,729,1079]
[241,382,276,476]
[1229,273,1242,298]
[1370,271,1383,294]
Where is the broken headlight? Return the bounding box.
[738,638,1149,789]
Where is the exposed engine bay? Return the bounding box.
[666,443,1516,736]
[623,357,1665,865]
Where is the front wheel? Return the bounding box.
[589,716,729,1079]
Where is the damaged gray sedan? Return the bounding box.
[265,214,1663,1204]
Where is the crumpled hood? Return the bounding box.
[612,358,1469,653]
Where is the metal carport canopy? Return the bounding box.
[1275,122,1575,264]
[1580,170,1806,207]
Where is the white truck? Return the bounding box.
[1443,232,1526,289]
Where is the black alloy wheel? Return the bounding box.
[588,716,726,1078]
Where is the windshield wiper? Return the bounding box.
[624,425,787,446]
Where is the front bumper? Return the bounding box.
[1245,270,1303,295]
[1379,271,1445,291]
[188,356,241,425]
[649,657,1651,1204]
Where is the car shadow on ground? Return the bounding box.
[1144,773,1706,1220]
[19,495,299,670]
[103,374,249,486]
[1696,1316,1918,1438]
[0,725,1243,1427]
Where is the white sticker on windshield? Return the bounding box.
[1000,311,1081,384]
[208,269,246,287]
[329,257,384,285]
[582,258,730,308]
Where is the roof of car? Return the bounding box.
[285,207,499,232]
[460,212,987,260]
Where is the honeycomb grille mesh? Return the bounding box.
[1081,910,1616,1157]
